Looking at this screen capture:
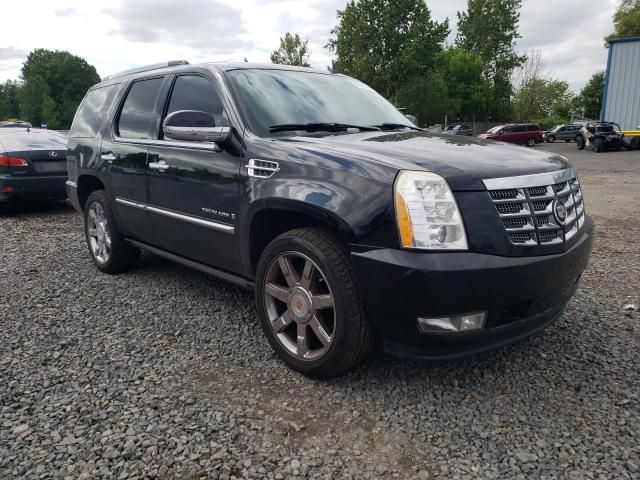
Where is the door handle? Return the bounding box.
[100,152,117,163]
[148,160,170,171]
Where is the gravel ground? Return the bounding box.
[1,145,639,479]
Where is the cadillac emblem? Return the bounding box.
[553,199,568,225]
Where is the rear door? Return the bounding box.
[514,125,529,144]
[144,72,241,272]
[564,126,579,140]
[102,76,167,243]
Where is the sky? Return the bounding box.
[0,0,619,93]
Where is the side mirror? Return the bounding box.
[405,114,417,126]
[163,110,230,143]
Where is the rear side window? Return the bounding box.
[527,125,539,132]
[69,84,119,138]
[117,77,164,139]
[165,75,229,129]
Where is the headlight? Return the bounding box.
[394,171,468,250]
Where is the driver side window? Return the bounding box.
[163,75,229,136]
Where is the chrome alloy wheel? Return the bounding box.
[87,203,111,264]
[263,252,336,361]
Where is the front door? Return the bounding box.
[103,76,166,244]
[145,73,241,273]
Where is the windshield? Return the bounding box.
[487,126,503,134]
[227,69,413,136]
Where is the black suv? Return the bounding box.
[66,61,593,377]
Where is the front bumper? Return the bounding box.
[350,216,594,360]
[0,174,67,202]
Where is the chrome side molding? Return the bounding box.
[115,197,234,234]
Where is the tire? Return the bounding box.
[630,137,640,151]
[576,135,585,150]
[255,227,375,378]
[84,190,139,274]
[593,138,604,153]
[526,138,536,147]
[547,135,555,143]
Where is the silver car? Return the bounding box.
[442,124,473,136]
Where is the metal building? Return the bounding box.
[602,37,640,130]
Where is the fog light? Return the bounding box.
[417,312,487,333]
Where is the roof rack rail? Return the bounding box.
[103,60,189,81]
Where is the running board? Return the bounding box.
[126,238,254,290]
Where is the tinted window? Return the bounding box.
[461,125,471,130]
[69,84,119,138]
[527,125,539,132]
[165,75,229,129]
[117,78,163,139]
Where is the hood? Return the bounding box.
[279,130,570,191]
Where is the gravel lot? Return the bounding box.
[1,143,639,479]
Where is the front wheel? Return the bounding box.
[526,138,536,147]
[547,135,555,143]
[255,228,374,377]
[84,190,139,273]
[576,135,585,150]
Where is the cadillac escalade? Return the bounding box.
[66,61,593,377]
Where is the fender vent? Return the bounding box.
[246,159,279,178]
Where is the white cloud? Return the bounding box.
[0,0,616,92]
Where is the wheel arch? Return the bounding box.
[243,200,357,276]
[77,174,106,211]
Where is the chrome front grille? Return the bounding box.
[483,169,586,247]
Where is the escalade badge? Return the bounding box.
[553,199,567,225]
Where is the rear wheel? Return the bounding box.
[526,138,536,147]
[576,135,585,150]
[256,228,374,377]
[84,190,139,273]
[630,137,640,150]
[547,135,555,143]
[592,138,604,153]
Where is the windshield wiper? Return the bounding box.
[372,123,423,131]
[269,122,381,133]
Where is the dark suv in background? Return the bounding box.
[478,123,544,147]
[66,61,593,377]
[544,124,583,143]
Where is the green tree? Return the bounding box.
[607,0,640,40]
[456,0,526,120]
[18,76,56,127]
[513,78,573,121]
[574,71,605,120]
[437,47,492,122]
[270,33,311,67]
[327,0,449,109]
[0,80,22,120]
[20,48,100,129]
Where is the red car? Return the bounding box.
[478,123,544,147]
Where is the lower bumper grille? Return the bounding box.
[485,169,586,246]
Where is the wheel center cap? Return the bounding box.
[289,288,312,322]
